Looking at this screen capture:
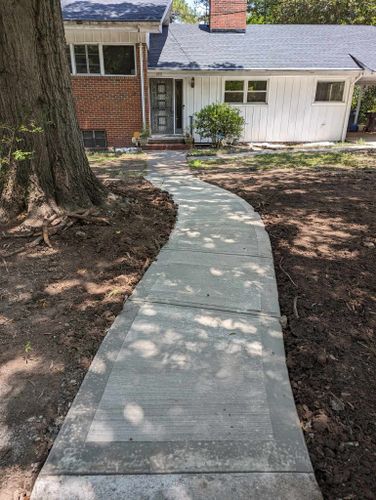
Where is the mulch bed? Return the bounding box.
[0,176,176,499]
[193,163,376,500]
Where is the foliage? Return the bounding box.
[190,0,376,25]
[194,103,244,147]
[172,0,198,23]
[140,127,151,139]
[247,0,376,24]
[0,122,43,170]
[352,85,376,124]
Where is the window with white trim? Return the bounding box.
[224,80,268,104]
[74,45,100,74]
[66,44,136,76]
[315,81,345,102]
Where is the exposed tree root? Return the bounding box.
[42,218,52,248]
[1,208,112,259]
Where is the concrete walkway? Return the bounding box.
[32,152,321,499]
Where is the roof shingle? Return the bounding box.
[61,0,170,22]
[149,24,376,71]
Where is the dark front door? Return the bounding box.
[150,79,174,135]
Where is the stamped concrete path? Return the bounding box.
[32,152,321,499]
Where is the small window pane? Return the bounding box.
[225,80,244,91]
[330,82,345,101]
[315,81,345,102]
[103,46,135,75]
[94,131,106,148]
[74,45,87,73]
[247,91,267,103]
[87,45,100,74]
[224,92,244,103]
[66,45,72,73]
[82,131,95,148]
[248,81,267,91]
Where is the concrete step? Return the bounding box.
[148,135,185,144]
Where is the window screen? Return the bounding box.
[247,81,267,103]
[103,46,136,75]
[225,80,268,103]
[74,45,100,74]
[315,81,345,102]
[224,81,244,103]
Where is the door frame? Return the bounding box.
[149,77,184,135]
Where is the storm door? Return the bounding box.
[150,79,174,134]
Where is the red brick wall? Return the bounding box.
[71,44,149,148]
[209,0,247,32]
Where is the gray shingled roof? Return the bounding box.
[61,0,170,22]
[149,24,376,71]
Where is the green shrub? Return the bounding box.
[194,103,244,148]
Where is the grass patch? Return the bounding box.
[189,151,376,171]
[87,151,146,165]
[187,148,218,157]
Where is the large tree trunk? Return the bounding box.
[0,0,106,225]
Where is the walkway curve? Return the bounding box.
[32,152,321,499]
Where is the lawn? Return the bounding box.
[191,150,376,500]
[188,150,376,170]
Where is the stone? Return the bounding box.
[280,315,288,328]
[363,241,375,248]
[330,399,345,412]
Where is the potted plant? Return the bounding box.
[184,130,194,147]
[139,127,151,146]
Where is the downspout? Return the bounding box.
[341,72,364,142]
[354,86,363,125]
[138,27,146,130]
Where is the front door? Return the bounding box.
[150,79,174,135]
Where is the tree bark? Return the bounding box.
[0,0,106,224]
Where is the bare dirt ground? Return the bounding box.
[192,152,376,500]
[0,155,176,499]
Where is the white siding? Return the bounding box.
[64,27,145,44]
[180,74,356,143]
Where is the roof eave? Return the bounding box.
[149,66,364,73]
[160,0,173,26]
[64,19,162,33]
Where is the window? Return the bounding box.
[74,45,100,74]
[103,46,135,75]
[224,81,244,103]
[82,130,107,149]
[67,44,136,76]
[315,81,345,102]
[225,80,268,104]
[247,81,267,103]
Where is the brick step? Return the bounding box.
[143,143,190,151]
[148,136,186,145]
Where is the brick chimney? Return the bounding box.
[209,0,247,33]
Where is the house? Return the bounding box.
[61,0,376,147]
